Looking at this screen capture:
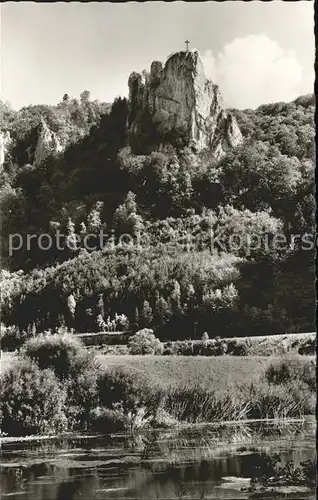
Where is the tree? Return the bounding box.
[113,192,144,236]
[140,300,153,328]
[134,307,140,329]
[80,90,91,105]
[170,280,181,313]
[154,295,172,327]
[66,217,78,253]
[87,201,104,233]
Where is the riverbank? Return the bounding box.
[0,333,316,438]
[1,416,314,445]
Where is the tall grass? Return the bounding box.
[94,356,316,430]
[2,345,315,436]
[239,381,315,420]
[163,386,250,423]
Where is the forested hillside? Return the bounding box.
[0,93,315,339]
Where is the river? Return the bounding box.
[0,418,315,499]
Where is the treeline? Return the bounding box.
[1,242,315,338]
[0,94,315,338]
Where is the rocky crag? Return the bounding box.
[2,50,242,169]
[33,118,64,166]
[7,118,65,169]
[127,50,243,156]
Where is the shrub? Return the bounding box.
[95,344,129,355]
[226,339,249,356]
[90,406,127,433]
[98,368,160,411]
[0,358,67,436]
[298,337,316,355]
[128,329,163,355]
[264,357,316,392]
[22,332,99,428]
[66,362,99,428]
[22,332,94,380]
[162,341,176,355]
[162,336,316,357]
[0,324,29,351]
[213,338,228,355]
[97,368,162,430]
[162,338,235,356]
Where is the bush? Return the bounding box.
[298,337,316,355]
[0,358,67,436]
[97,368,162,430]
[162,337,315,357]
[162,339,230,356]
[128,329,163,355]
[90,406,127,433]
[67,362,99,428]
[97,368,160,411]
[0,324,29,351]
[226,339,249,356]
[22,332,99,428]
[264,357,316,392]
[22,332,94,380]
[93,344,129,355]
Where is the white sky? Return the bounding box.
[1,1,314,110]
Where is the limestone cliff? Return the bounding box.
[128,50,242,156]
[33,118,64,166]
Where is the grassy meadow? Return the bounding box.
[94,352,316,427]
[96,354,275,390]
[0,331,316,437]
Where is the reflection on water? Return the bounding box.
[0,419,316,500]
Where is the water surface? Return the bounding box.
[0,419,315,499]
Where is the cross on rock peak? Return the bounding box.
[185,40,190,51]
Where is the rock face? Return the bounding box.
[127,50,242,156]
[0,131,12,168]
[34,118,64,166]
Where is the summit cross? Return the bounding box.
[185,40,190,51]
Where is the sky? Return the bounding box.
[0,1,314,110]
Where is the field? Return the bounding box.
[96,353,314,391]
[1,335,316,437]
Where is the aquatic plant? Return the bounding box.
[247,456,317,494]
